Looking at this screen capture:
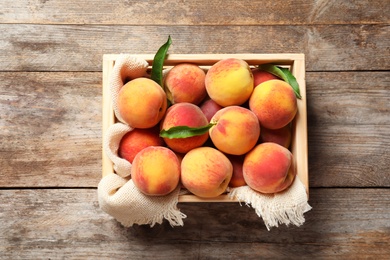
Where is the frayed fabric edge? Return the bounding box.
[228,179,311,231]
[117,203,187,228]
[97,173,186,228]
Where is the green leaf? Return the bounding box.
[160,123,215,139]
[151,35,172,88]
[258,64,288,81]
[258,64,302,99]
[279,67,302,99]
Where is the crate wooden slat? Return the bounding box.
[102,54,308,202]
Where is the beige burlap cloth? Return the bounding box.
[97,54,311,229]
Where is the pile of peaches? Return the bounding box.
[117,58,298,198]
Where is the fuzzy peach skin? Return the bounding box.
[209,106,260,155]
[259,124,292,149]
[227,155,246,188]
[243,142,296,194]
[131,146,180,196]
[249,79,297,130]
[199,98,223,122]
[205,58,254,107]
[117,77,167,128]
[252,68,280,87]
[181,147,233,198]
[118,126,165,163]
[164,63,207,105]
[160,102,209,153]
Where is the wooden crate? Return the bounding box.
[102,54,308,202]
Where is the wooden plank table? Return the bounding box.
[1,1,389,258]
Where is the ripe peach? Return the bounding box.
[259,124,292,149]
[243,142,296,194]
[249,79,297,129]
[160,103,209,153]
[131,146,180,196]
[252,68,280,87]
[181,147,233,198]
[199,98,223,122]
[227,155,246,188]
[118,77,167,128]
[205,58,254,107]
[164,63,207,105]
[209,106,260,155]
[118,126,165,163]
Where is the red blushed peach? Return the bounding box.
[205,58,254,107]
[164,63,207,105]
[249,79,297,130]
[181,147,233,198]
[243,142,296,194]
[160,103,209,153]
[118,77,167,128]
[251,68,280,87]
[131,146,180,196]
[209,106,260,155]
[118,126,165,163]
[199,98,223,122]
[227,155,246,188]
[259,124,292,149]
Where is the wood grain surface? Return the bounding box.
[1,24,389,71]
[1,189,389,259]
[0,0,389,259]
[1,0,388,25]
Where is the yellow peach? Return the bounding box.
[181,147,233,198]
[164,63,207,105]
[249,79,297,129]
[209,106,260,155]
[243,142,296,194]
[131,146,180,196]
[205,58,254,107]
[118,77,167,128]
[160,103,209,153]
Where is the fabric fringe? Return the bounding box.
[98,173,186,228]
[228,178,311,231]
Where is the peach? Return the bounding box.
[131,146,180,196]
[249,79,297,129]
[118,77,167,128]
[259,124,292,149]
[243,142,296,194]
[252,68,280,87]
[209,106,260,155]
[118,126,165,163]
[205,58,254,107]
[199,98,223,122]
[160,103,209,153]
[164,63,207,105]
[181,147,233,198]
[227,155,246,188]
